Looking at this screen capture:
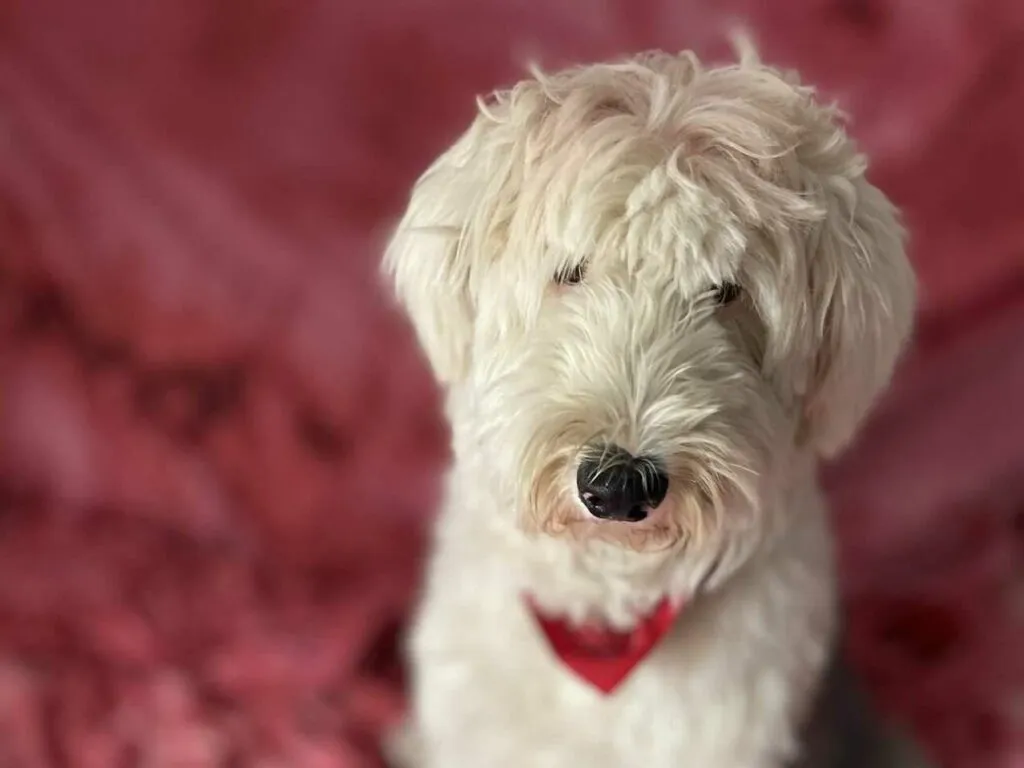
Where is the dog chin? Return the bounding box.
[527,497,694,555]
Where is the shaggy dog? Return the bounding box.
[382,42,924,768]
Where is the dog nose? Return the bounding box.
[576,446,669,523]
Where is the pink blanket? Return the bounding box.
[1,1,1022,765]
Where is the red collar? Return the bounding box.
[526,597,683,694]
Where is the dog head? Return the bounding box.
[384,47,914,577]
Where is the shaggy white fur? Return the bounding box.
[383,41,915,768]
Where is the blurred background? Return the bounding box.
[0,0,1022,766]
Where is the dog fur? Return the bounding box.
[382,41,917,768]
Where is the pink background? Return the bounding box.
[0,1,1022,765]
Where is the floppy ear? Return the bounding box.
[802,174,916,458]
[382,125,485,386]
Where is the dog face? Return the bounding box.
[384,49,914,569]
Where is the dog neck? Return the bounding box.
[516,461,823,618]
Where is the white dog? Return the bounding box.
[382,41,923,768]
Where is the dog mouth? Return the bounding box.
[562,476,728,555]
[563,502,681,553]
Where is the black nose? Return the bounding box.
[576,445,669,523]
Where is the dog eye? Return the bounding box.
[555,263,586,286]
[712,282,742,305]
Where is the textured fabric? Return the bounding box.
[0,1,1022,766]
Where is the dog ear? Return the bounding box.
[801,174,916,458]
[384,79,550,385]
[382,126,486,386]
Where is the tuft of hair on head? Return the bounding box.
[726,24,762,68]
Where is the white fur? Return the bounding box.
[383,43,915,768]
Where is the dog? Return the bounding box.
[382,40,924,768]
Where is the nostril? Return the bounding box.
[642,463,670,509]
[624,504,649,522]
[579,490,610,518]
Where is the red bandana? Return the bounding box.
[526,598,683,694]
